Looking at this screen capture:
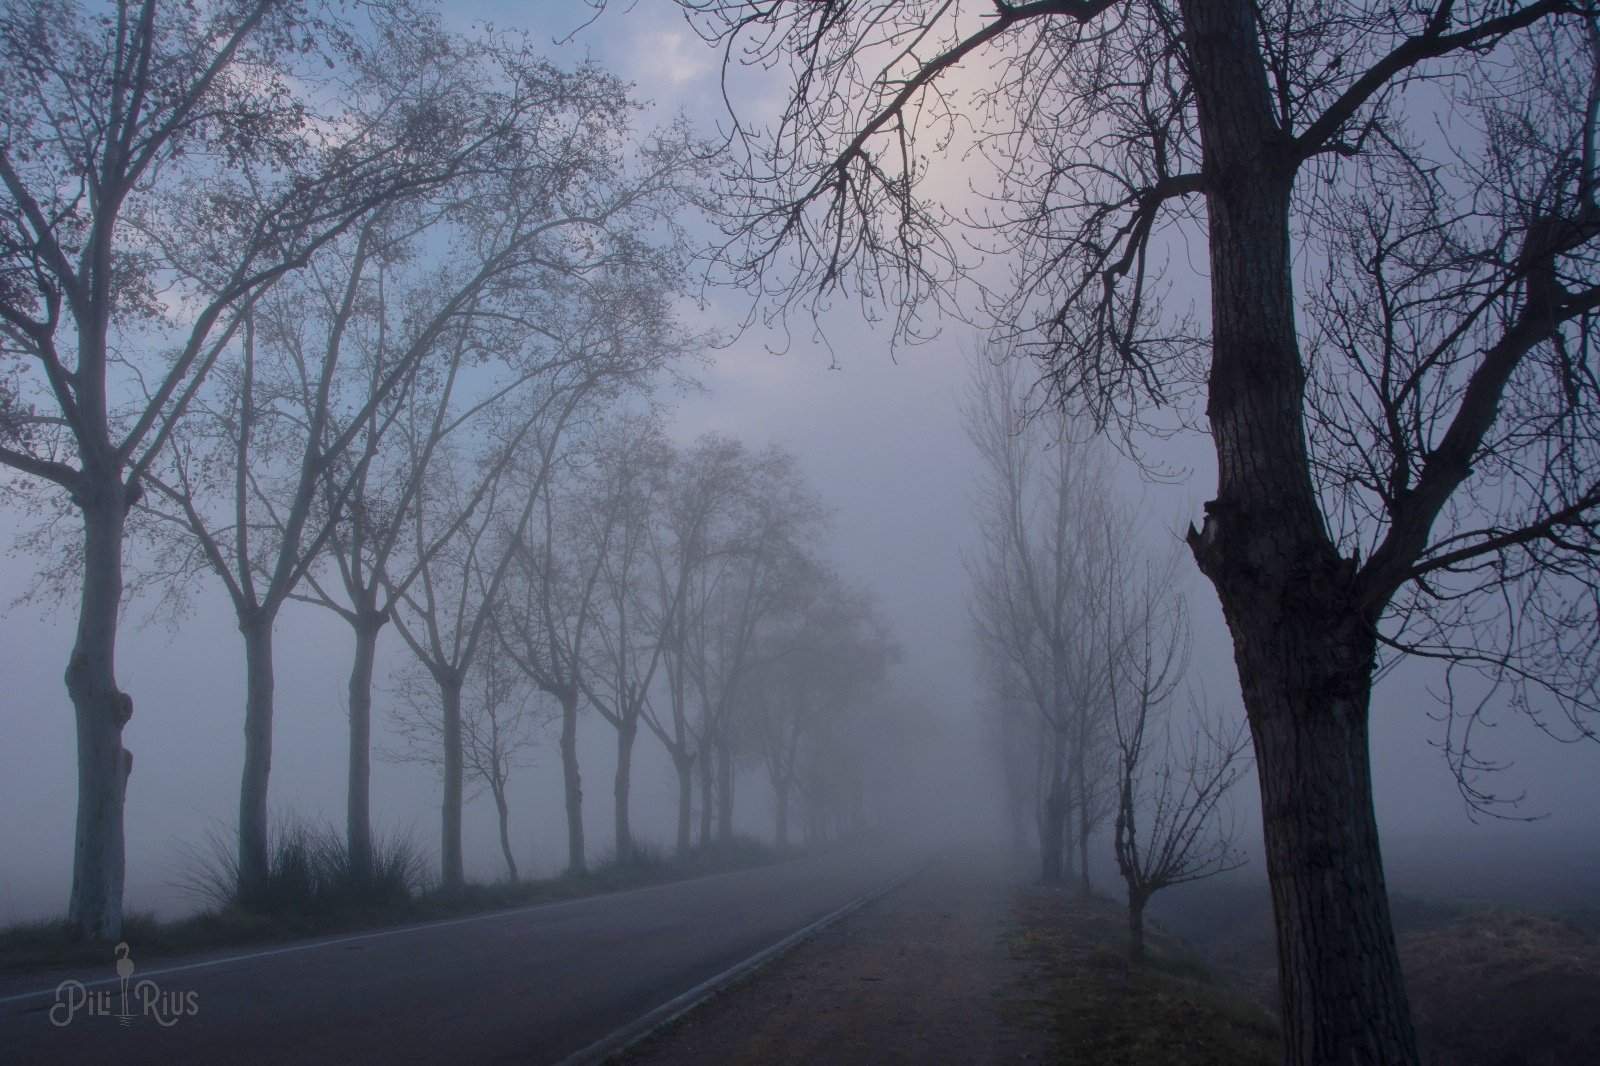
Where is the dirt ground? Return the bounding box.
[619,854,1056,1065]
[620,852,1600,1066]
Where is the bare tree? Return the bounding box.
[746,570,896,848]
[284,65,704,888]
[1110,570,1249,959]
[386,342,623,891]
[0,0,511,939]
[575,414,675,862]
[965,349,1119,888]
[669,3,1600,1058]
[641,434,753,856]
[140,32,692,902]
[679,446,826,844]
[389,645,546,883]
[494,443,612,878]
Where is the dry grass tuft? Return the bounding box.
[1011,888,1279,1066]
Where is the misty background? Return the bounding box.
[2,0,1595,927]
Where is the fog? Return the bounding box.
[2,0,1596,946]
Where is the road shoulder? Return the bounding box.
[619,855,1055,1065]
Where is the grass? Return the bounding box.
[1401,906,1600,1066]
[1011,887,1280,1066]
[0,828,785,976]
[173,817,427,916]
[1098,879,1600,1066]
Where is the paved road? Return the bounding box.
[0,843,921,1065]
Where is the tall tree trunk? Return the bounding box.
[1039,782,1065,884]
[560,691,585,876]
[493,787,518,882]
[698,746,714,847]
[613,718,637,862]
[439,674,464,891]
[64,490,132,940]
[346,614,382,887]
[674,751,693,858]
[1226,601,1416,1066]
[774,778,790,849]
[1076,746,1092,896]
[238,612,276,906]
[1128,891,1148,962]
[1061,750,1078,883]
[1178,0,1420,1054]
[716,739,733,842]
[1039,731,1067,883]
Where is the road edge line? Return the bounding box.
[554,859,928,1066]
[0,853,813,1007]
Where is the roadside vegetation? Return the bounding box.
[1015,880,1600,1066]
[1401,907,1600,1066]
[1011,889,1279,1066]
[0,825,787,976]
[1069,878,1600,1066]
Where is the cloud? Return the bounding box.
[631,27,712,89]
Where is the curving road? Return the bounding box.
[0,841,922,1065]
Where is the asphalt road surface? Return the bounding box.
[0,842,922,1065]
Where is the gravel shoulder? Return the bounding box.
[619,853,1055,1065]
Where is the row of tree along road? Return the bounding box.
[0,1,905,941]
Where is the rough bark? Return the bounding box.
[345,614,382,886]
[613,718,637,861]
[560,691,586,875]
[1218,593,1416,1066]
[237,613,276,905]
[64,490,133,940]
[439,675,464,891]
[1180,0,1420,1057]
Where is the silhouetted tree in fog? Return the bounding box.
[966,350,1119,889]
[576,415,676,862]
[495,436,613,879]
[389,642,547,883]
[0,0,512,939]
[746,570,896,847]
[282,66,704,889]
[666,3,1600,1059]
[386,350,621,890]
[644,435,756,855]
[680,447,826,844]
[1109,564,1249,959]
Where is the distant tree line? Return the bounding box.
[966,349,1249,959]
[0,0,907,939]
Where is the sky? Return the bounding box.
[1,0,1596,924]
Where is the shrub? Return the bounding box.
[175,816,427,916]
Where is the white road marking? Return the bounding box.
[0,860,775,1008]
[554,860,926,1066]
